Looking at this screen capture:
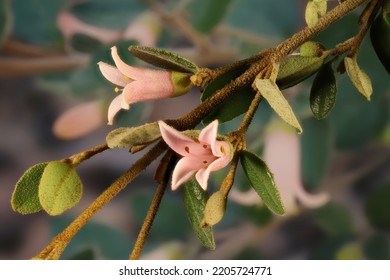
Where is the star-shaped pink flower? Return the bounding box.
[158,120,232,190]
[98,46,191,125]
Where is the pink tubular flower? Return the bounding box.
[158,120,232,191]
[98,46,192,125]
[263,125,329,214]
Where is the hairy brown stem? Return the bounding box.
[169,0,368,132]
[129,151,175,259]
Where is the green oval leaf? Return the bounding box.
[344,56,373,101]
[181,178,215,249]
[240,150,285,215]
[276,55,325,90]
[39,161,83,216]
[370,7,390,75]
[310,62,338,119]
[201,65,256,124]
[11,162,48,214]
[255,78,302,133]
[106,122,161,148]
[128,45,198,73]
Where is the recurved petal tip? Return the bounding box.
[107,94,130,125]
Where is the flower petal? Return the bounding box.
[111,46,159,81]
[107,94,129,125]
[158,121,204,156]
[122,77,173,105]
[171,157,204,190]
[211,140,230,158]
[195,149,231,190]
[195,168,211,190]
[98,62,130,87]
[295,185,329,208]
[198,120,218,146]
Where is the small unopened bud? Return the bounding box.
[300,41,326,57]
[200,191,227,227]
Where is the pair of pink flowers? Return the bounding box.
[98,46,231,190]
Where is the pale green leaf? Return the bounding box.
[305,1,319,27]
[106,122,161,148]
[344,56,373,101]
[255,78,302,133]
[39,161,83,216]
[11,162,47,214]
[128,45,198,73]
[181,178,215,249]
[315,0,327,17]
[240,150,285,215]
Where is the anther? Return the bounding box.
[185,146,190,153]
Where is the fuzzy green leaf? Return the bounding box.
[181,178,215,249]
[11,162,48,214]
[310,62,338,119]
[240,150,285,215]
[201,65,255,124]
[106,122,161,148]
[128,45,198,73]
[39,161,83,216]
[344,56,373,101]
[255,78,302,133]
[276,55,325,89]
[305,1,319,27]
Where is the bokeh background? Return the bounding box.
[1,0,389,260]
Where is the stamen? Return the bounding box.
[203,145,208,149]
[185,146,190,153]
[194,139,200,144]
[203,160,208,164]
[220,146,226,155]
[114,87,122,93]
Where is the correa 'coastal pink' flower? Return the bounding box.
[52,100,105,140]
[98,46,192,124]
[158,120,232,191]
[230,122,329,214]
[262,125,329,213]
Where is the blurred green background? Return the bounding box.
[0,0,389,260]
